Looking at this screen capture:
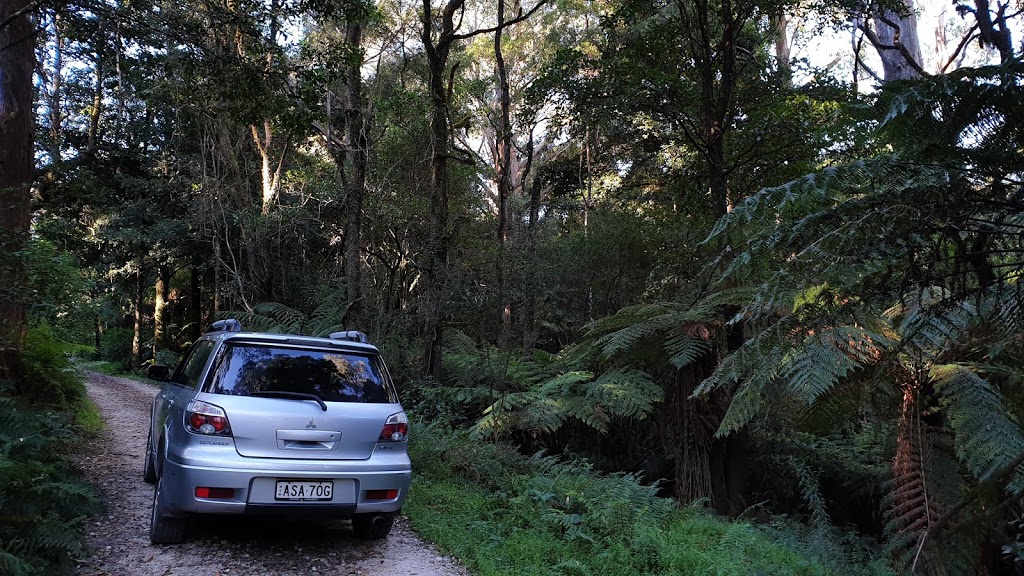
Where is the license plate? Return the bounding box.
[275,481,333,501]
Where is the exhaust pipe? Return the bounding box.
[371,516,388,531]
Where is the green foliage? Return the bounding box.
[18,326,86,407]
[98,328,134,370]
[425,333,664,440]
[23,238,94,343]
[220,284,352,337]
[699,61,1024,574]
[0,384,101,575]
[407,423,890,576]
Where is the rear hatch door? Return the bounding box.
[198,341,401,461]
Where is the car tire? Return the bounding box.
[351,515,395,540]
[142,428,157,484]
[150,472,186,545]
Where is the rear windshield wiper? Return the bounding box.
[249,390,328,411]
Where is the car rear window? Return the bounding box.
[204,344,398,403]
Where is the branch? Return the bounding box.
[311,120,346,151]
[941,24,979,73]
[450,0,548,41]
[0,0,41,32]
[852,27,883,84]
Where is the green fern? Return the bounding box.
[219,289,352,337]
[931,364,1024,492]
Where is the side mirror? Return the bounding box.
[147,364,170,381]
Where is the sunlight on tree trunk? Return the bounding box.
[154,264,170,355]
[132,267,145,369]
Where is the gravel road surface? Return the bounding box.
[76,371,467,576]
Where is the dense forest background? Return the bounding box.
[2,0,1024,573]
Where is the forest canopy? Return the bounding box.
[1,0,1023,573]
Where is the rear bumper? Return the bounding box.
[159,451,411,518]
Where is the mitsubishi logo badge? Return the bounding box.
[306,419,317,429]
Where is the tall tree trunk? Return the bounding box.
[671,0,749,513]
[47,13,65,166]
[522,151,541,352]
[771,11,791,80]
[862,0,924,81]
[421,0,457,381]
[253,120,285,214]
[418,0,546,378]
[132,267,145,369]
[87,18,106,152]
[0,0,36,379]
[153,264,170,355]
[494,0,513,350]
[973,0,1014,63]
[343,22,367,329]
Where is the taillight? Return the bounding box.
[195,487,235,499]
[366,489,399,500]
[184,400,232,436]
[379,413,408,442]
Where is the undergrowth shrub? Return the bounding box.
[406,423,892,576]
[0,383,101,575]
[99,327,134,369]
[18,326,86,407]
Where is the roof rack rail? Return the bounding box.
[329,330,368,343]
[209,319,242,333]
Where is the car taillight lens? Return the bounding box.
[366,489,399,500]
[379,413,408,442]
[185,400,232,436]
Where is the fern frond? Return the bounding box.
[216,310,288,333]
[538,371,595,395]
[715,379,762,437]
[561,396,612,433]
[584,369,662,420]
[784,457,830,527]
[471,390,543,439]
[306,296,352,336]
[664,331,711,369]
[782,326,888,405]
[251,301,308,333]
[931,363,1024,492]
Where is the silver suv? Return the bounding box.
[144,320,410,544]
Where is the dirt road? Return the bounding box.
[76,372,467,576]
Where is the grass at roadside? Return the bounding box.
[404,423,892,576]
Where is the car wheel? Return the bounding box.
[351,515,394,540]
[142,428,157,484]
[150,472,186,545]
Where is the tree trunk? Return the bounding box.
[494,0,513,350]
[868,0,924,81]
[418,0,545,377]
[190,259,203,342]
[87,18,106,152]
[132,267,145,369]
[47,13,65,166]
[343,22,367,329]
[973,0,1014,63]
[0,0,36,379]
[771,11,791,79]
[421,0,459,381]
[522,165,542,352]
[153,264,170,355]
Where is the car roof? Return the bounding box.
[203,330,381,355]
